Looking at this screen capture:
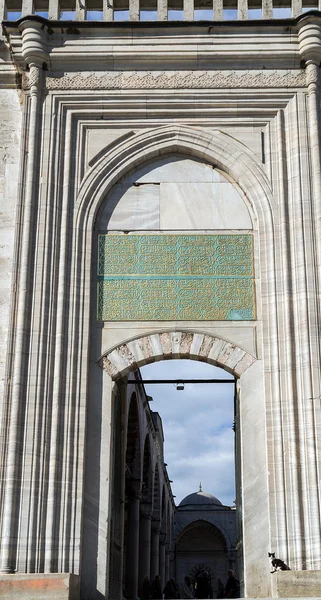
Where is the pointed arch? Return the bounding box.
[76,124,274,233]
[176,519,228,554]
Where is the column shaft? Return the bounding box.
[159,541,166,586]
[139,514,152,586]
[126,495,140,599]
[165,549,170,583]
[150,524,160,581]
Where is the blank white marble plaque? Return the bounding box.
[159,182,252,230]
[99,184,160,230]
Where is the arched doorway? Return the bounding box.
[80,129,275,599]
[175,520,229,597]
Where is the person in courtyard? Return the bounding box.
[195,570,210,599]
[164,577,180,599]
[181,575,194,598]
[141,576,152,599]
[224,570,240,599]
[217,578,225,599]
[151,575,163,599]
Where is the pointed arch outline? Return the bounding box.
[75,124,275,231]
[72,122,276,381]
[175,518,231,552]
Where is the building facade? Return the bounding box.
[1,3,321,599]
[174,489,237,597]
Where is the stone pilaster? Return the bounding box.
[159,533,166,587]
[126,481,141,600]
[139,503,153,586]
[0,26,46,572]
[150,520,161,581]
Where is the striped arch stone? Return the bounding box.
[101,331,256,380]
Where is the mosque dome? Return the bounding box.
[178,487,223,508]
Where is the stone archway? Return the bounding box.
[176,521,229,598]
[100,331,256,380]
[96,327,266,598]
[71,118,281,599]
[78,126,274,599]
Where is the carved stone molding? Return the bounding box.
[45,69,307,91]
[306,61,320,87]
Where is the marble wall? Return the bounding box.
[1,14,321,600]
[98,156,253,231]
[0,89,22,403]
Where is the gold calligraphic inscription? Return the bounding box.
[97,234,255,321]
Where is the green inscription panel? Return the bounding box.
[97,234,255,321]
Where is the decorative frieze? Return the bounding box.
[45,69,307,91]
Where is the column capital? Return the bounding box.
[151,519,161,534]
[140,502,153,519]
[127,479,142,500]
[159,532,166,545]
[19,19,50,68]
[298,14,321,64]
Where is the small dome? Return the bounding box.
[179,490,223,507]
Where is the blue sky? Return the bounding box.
[141,359,236,507]
[6,7,299,19]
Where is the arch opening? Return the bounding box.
[107,357,241,600]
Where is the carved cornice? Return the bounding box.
[45,69,307,91]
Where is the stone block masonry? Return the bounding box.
[0,574,80,600]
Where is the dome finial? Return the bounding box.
[199,481,202,492]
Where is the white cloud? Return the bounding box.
[141,360,236,506]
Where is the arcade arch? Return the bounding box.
[96,339,261,599]
[175,519,230,590]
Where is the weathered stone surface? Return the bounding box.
[0,89,22,402]
[0,574,79,600]
[102,333,256,379]
[272,571,321,598]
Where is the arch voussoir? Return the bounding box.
[100,331,256,380]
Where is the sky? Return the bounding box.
[141,359,236,507]
[8,7,300,20]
